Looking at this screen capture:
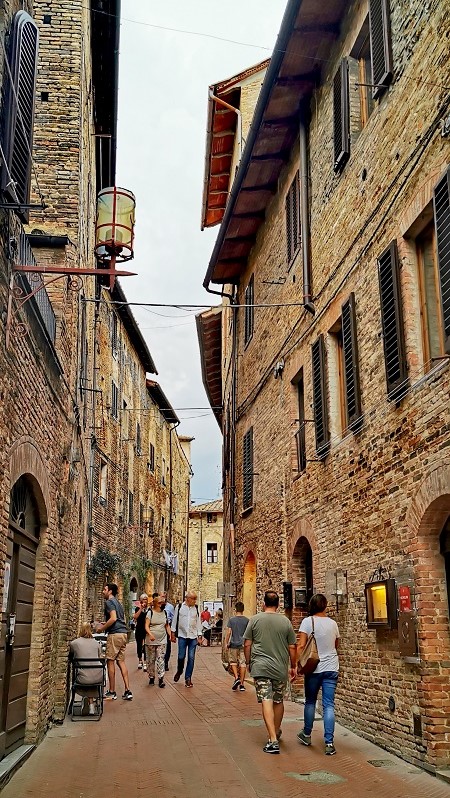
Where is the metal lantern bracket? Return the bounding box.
[6,263,137,348]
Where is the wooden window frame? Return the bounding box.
[433,167,450,354]
[294,371,306,474]
[333,58,350,173]
[377,241,408,401]
[206,543,218,564]
[342,293,363,430]
[369,0,393,99]
[149,442,155,472]
[111,380,119,420]
[311,335,330,457]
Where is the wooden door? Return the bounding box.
[0,478,39,759]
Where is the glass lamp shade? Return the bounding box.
[95,186,135,262]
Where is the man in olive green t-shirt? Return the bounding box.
[243,590,297,754]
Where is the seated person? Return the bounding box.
[69,622,104,714]
[213,608,223,631]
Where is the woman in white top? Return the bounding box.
[296,594,340,756]
[145,594,170,687]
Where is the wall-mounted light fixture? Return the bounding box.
[365,567,397,630]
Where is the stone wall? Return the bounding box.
[188,507,223,608]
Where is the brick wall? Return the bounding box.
[220,0,450,772]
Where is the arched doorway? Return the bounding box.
[291,536,313,628]
[440,517,450,613]
[243,551,256,616]
[0,476,41,758]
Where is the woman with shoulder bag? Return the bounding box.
[296,594,340,756]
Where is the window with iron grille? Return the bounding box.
[207,543,218,564]
[149,443,155,472]
[377,241,408,400]
[1,11,39,222]
[111,381,119,419]
[286,171,301,266]
[243,427,254,511]
[311,336,329,457]
[244,276,254,346]
[333,59,350,173]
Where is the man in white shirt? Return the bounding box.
[170,590,203,687]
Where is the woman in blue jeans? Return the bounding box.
[296,594,340,755]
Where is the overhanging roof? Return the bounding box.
[146,380,179,424]
[112,281,157,375]
[201,59,270,231]
[203,0,347,287]
[196,306,223,427]
[190,499,223,515]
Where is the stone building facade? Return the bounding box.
[200,0,450,774]
[188,500,223,610]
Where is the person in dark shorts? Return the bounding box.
[225,602,249,691]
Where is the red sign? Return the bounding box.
[399,585,412,612]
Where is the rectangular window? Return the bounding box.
[312,335,329,456]
[342,293,362,430]
[136,423,142,456]
[128,491,134,525]
[206,513,217,524]
[161,457,166,486]
[328,320,346,440]
[378,241,408,400]
[243,427,254,511]
[350,19,374,132]
[333,59,350,173]
[286,171,301,266]
[149,443,155,472]
[244,276,254,346]
[417,222,444,368]
[433,167,450,354]
[207,543,218,564]
[111,381,119,419]
[369,0,393,99]
[111,312,118,357]
[99,459,107,503]
[293,370,306,473]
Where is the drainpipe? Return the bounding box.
[299,116,315,315]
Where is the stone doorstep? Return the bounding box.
[0,745,35,792]
[436,770,450,785]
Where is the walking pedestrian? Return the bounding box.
[225,601,249,691]
[145,594,170,688]
[133,593,148,671]
[160,592,175,671]
[243,590,297,754]
[296,593,340,756]
[170,590,203,687]
[97,584,133,701]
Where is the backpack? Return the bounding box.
[174,602,199,638]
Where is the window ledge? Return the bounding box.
[411,358,449,393]
[241,505,254,518]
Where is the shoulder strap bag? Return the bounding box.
[297,616,320,676]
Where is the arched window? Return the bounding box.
[1,11,39,221]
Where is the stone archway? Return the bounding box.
[243,551,256,616]
[406,462,450,769]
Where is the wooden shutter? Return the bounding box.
[244,276,254,345]
[342,293,362,430]
[311,336,329,456]
[286,171,301,265]
[378,241,408,400]
[243,427,253,510]
[333,59,350,173]
[1,11,39,221]
[369,0,393,99]
[433,168,450,354]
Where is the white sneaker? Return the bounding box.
[143,664,147,672]
[88,703,96,715]
[138,662,143,669]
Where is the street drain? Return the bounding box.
[286,771,345,784]
[368,759,395,768]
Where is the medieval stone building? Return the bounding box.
[187,500,223,612]
[199,0,450,773]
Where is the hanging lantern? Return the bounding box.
[94,186,136,263]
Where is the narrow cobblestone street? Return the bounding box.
[2,644,450,798]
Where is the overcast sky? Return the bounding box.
[116,1,287,503]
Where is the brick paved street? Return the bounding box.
[3,644,450,798]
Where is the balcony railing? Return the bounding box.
[15,228,56,344]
